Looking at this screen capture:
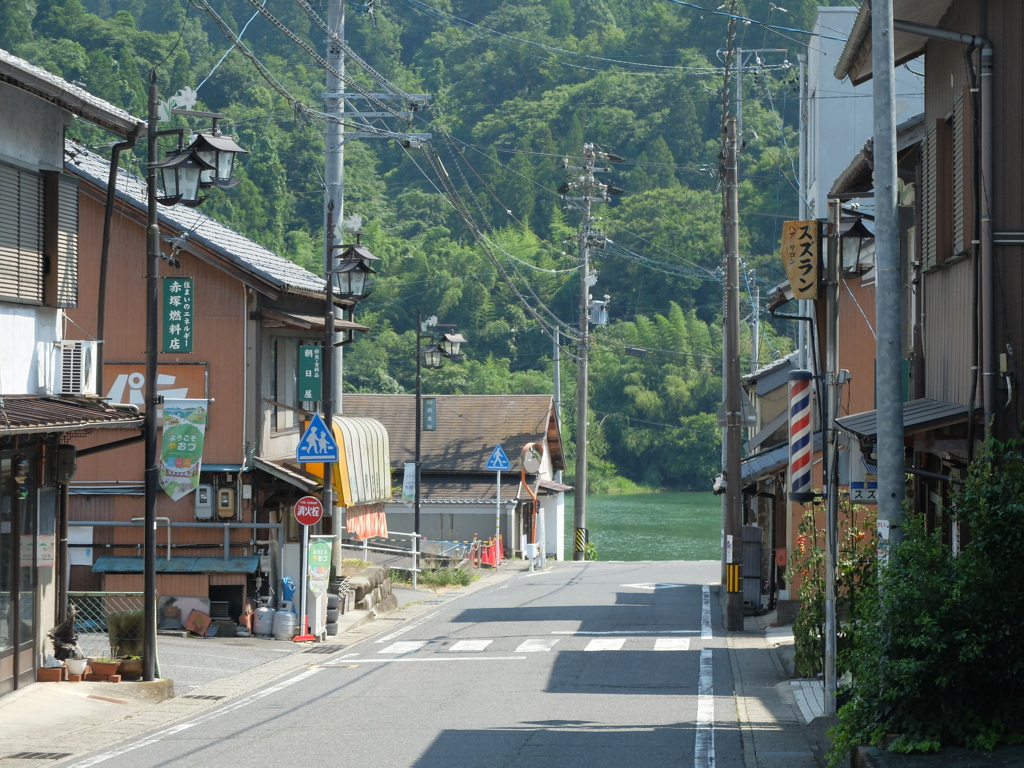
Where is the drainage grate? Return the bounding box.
[5,753,73,760]
[303,646,340,655]
[183,694,225,701]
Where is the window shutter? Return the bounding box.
[952,87,974,258]
[921,124,937,271]
[43,171,80,307]
[0,163,44,304]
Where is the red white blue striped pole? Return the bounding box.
[788,370,815,502]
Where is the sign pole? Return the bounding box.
[494,469,501,567]
[291,495,324,642]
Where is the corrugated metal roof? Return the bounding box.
[64,142,326,298]
[0,48,144,137]
[836,399,969,441]
[92,556,259,573]
[342,394,563,473]
[0,396,142,436]
[741,433,823,484]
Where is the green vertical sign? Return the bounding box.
[299,344,322,402]
[162,277,194,353]
[423,397,436,431]
[307,538,333,597]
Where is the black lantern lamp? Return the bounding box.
[155,149,214,207]
[189,132,248,188]
[331,257,375,301]
[439,332,466,361]
[839,217,873,273]
[422,343,444,369]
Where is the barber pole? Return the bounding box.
[789,370,815,502]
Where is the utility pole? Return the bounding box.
[870,0,906,545]
[723,116,744,631]
[750,279,760,374]
[553,328,563,485]
[559,144,622,561]
[824,199,841,715]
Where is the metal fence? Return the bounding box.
[338,531,421,588]
[68,592,144,660]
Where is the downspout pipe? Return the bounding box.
[97,125,142,396]
[890,20,994,431]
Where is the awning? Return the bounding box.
[0,396,142,436]
[260,308,368,334]
[835,399,969,443]
[305,416,391,506]
[92,556,260,573]
[741,433,823,485]
[347,503,388,540]
[537,478,573,494]
[254,456,320,492]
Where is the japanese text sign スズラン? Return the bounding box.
[780,220,820,300]
[162,277,194,353]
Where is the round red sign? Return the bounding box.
[293,495,324,526]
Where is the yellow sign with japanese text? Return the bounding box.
[780,220,820,299]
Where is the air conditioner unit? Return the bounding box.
[55,340,98,396]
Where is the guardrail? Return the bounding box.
[339,530,421,589]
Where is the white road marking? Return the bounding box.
[68,668,323,767]
[701,585,712,639]
[449,639,493,652]
[654,638,690,651]
[551,629,698,635]
[621,582,688,590]
[585,638,625,651]
[326,656,525,664]
[379,640,427,655]
[515,638,559,653]
[695,648,715,768]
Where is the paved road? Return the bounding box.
[71,561,744,768]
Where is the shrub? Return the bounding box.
[107,609,144,659]
[829,440,1024,763]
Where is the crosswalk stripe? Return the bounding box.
[379,641,427,655]
[449,639,493,652]
[515,638,560,653]
[655,638,691,651]
[585,638,625,651]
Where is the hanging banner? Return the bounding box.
[159,398,208,500]
[307,538,333,597]
[780,220,820,299]
[402,462,416,505]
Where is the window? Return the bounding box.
[951,88,974,259]
[0,164,79,307]
[271,337,298,432]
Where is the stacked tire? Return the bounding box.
[325,592,341,636]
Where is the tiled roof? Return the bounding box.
[0,48,143,137]
[342,394,563,473]
[0,396,142,436]
[64,142,326,297]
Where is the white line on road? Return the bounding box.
[551,629,699,635]
[701,585,712,639]
[379,640,428,654]
[449,639,493,652]
[695,648,715,768]
[585,638,625,651]
[515,638,560,653]
[324,656,526,664]
[654,638,690,651]
[68,668,323,767]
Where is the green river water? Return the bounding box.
[562,492,721,561]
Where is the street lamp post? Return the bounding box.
[412,311,465,544]
[143,70,246,682]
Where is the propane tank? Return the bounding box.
[253,603,275,637]
[272,600,296,640]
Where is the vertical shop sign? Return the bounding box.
[162,277,194,353]
[299,344,322,402]
[780,220,820,299]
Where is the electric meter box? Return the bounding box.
[217,487,236,518]
[195,484,214,519]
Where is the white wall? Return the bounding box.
[0,83,70,172]
[804,7,924,218]
[0,306,61,395]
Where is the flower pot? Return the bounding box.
[90,660,121,676]
[65,658,88,676]
[117,658,143,681]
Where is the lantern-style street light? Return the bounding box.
[414,312,467,544]
[142,69,247,683]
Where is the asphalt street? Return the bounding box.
[68,561,742,768]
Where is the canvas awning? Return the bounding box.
[303,415,391,506]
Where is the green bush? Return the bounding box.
[419,567,473,588]
[107,609,144,659]
[829,441,1024,763]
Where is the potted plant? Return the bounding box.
[117,655,143,680]
[65,650,88,676]
[89,657,121,676]
[107,609,144,659]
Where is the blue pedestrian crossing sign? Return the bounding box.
[297,413,339,463]
[486,444,511,471]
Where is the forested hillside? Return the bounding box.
[1,0,841,489]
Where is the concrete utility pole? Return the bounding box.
[325,0,345,410]
[560,144,621,560]
[824,199,841,715]
[750,279,760,374]
[871,0,906,545]
[553,328,563,484]
[723,116,744,631]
